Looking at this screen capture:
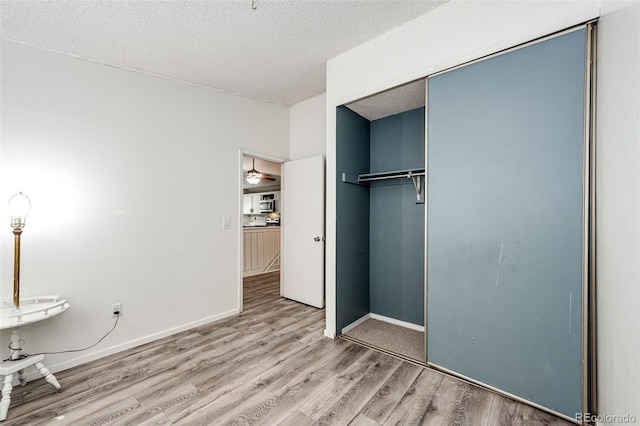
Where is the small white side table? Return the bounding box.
[0,296,69,422]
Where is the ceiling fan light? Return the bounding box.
[246,171,261,185]
[246,157,262,185]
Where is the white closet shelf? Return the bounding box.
[341,168,425,203]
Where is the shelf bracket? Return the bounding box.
[410,174,425,204]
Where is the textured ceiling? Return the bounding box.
[346,78,426,121]
[0,0,446,106]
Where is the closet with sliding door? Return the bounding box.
[335,23,596,421]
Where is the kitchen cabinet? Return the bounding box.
[243,194,261,214]
[243,194,251,214]
[244,191,281,214]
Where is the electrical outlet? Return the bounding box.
[111,302,122,317]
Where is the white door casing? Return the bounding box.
[282,155,325,308]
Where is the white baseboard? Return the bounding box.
[16,308,239,385]
[341,313,371,334]
[341,313,424,335]
[323,329,335,339]
[370,313,425,332]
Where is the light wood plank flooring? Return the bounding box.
[4,272,574,425]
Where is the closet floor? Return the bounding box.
[344,318,425,363]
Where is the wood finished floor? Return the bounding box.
[4,272,575,425]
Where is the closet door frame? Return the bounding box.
[423,22,597,421]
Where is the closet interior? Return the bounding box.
[336,79,427,363]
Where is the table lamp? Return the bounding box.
[8,192,31,310]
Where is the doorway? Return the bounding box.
[238,151,285,313]
[238,150,326,313]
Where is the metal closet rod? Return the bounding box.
[357,169,425,183]
[341,168,426,203]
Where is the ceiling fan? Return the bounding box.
[246,158,277,185]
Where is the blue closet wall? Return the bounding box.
[369,108,425,326]
[336,106,371,332]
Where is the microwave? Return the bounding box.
[259,200,274,213]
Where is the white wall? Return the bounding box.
[595,1,640,422]
[0,41,289,372]
[289,93,326,160]
[325,0,639,420]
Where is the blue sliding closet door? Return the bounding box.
[427,28,587,417]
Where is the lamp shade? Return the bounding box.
[8,192,31,229]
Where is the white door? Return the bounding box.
[282,155,325,308]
